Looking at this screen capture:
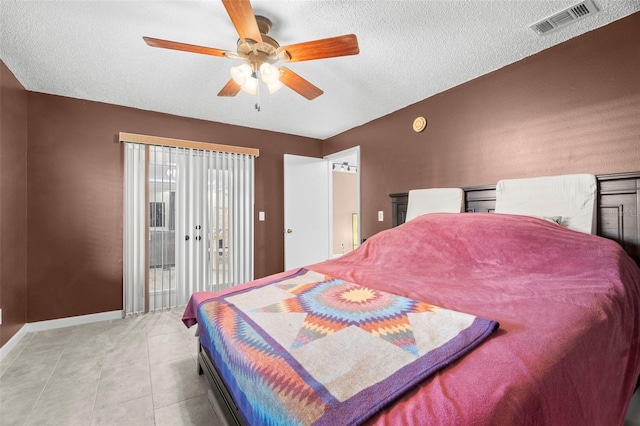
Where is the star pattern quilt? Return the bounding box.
[196,268,498,425]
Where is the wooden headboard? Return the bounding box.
[390,172,640,264]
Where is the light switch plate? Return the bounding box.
[378,211,384,221]
[258,211,265,221]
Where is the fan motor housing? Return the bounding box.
[236,16,289,63]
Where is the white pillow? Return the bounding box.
[405,188,464,222]
[494,174,597,234]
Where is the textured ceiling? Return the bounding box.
[1,1,638,140]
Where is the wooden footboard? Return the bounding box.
[197,340,245,426]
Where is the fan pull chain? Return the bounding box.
[255,78,261,112]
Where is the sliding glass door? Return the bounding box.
[124,142,254,314]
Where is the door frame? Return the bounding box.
[325,146,361,257]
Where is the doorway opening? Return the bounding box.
[325,147,360,259]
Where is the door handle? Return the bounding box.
[285,228,293,234]
[185,235,190,241]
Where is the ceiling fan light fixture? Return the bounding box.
[230,63,252,86]
[230,63,258,95]
[260,62,283,94]
[241,73,259,95]
[266,80,284,94]
[259,63,280,84]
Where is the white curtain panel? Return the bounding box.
[124,143,147,314]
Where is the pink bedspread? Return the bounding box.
[185,213,640,425]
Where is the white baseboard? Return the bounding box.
[0,323,30,362]
[27,310,123,332]
[0,310,124,362]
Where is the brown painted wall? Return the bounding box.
[25,93,322,322]
[324,13,640,239]
[0,62,28,347]
[2,11,639,341]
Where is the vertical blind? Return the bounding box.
[123,138,256,315]
[124,143,147,314]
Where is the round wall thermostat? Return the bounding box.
[413,116,427,133]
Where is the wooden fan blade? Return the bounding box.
[278,34,359,62]
[143,36,230,57]
[279,67,323,100]
[221,0,262,44]
[217,79,241,97]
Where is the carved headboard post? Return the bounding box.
[389,172,640,264]
[597,172,640,264]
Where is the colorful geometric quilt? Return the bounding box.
[197,269,499,425]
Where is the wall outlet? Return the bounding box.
[378,211,384,221]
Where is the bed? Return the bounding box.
[183,172,640,425]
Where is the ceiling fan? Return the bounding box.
[143,0,360,101]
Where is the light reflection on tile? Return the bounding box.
[94,360,152,409]
[90,395,155,426]
[26,376,98,425]
[154,394,219,426]
[151,356,208,408]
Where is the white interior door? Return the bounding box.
[284,154,330,270]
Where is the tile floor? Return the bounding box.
[1,309,639,426]
[0,310,221,426]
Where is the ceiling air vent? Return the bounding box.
[530,0,599,35]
